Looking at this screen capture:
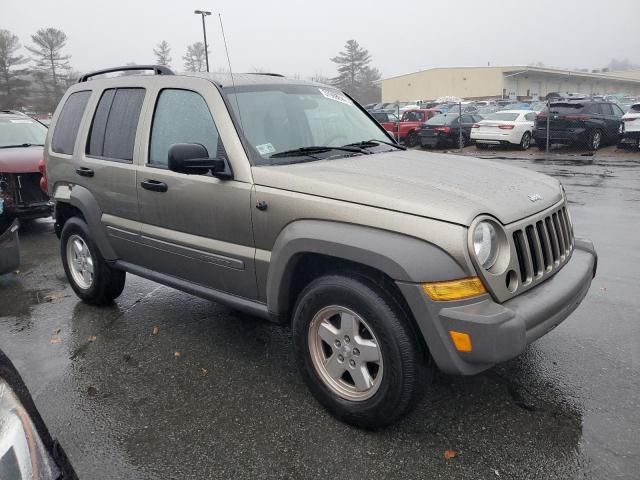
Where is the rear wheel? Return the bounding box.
[61,217,125,305]
[457,134,467,149]
[519,132,532,150]
[406,131,419,148]
[292,274,430,429]
[586,129,602,151]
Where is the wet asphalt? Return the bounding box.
[0,148,639,479]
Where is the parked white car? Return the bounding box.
[619,103,640,149]
[471,110,536,150]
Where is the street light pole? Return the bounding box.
[194,10,211,72]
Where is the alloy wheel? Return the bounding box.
[66,234,94,289]
[308,306,383,401]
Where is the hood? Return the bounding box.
[252,150,562,226]
[0,146,43,174]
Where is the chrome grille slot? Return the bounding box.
[552,213,566,258]
[545,217,560,263]
[536,221,552,270]
[525,225,543,277]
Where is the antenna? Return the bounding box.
[218,13,245,133]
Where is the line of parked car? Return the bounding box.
[367,96,640,151]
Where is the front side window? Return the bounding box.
[149,89,223,167]
[52,91,91,155]
[87,88,145,161]
[226,84,389,165]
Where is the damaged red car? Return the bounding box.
[0,111,52,223]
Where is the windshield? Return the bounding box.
[484,112,520,121]
[0,117,47,148]
[225,84,390,164]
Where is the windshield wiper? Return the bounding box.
[270,145,370,159]
[0,143,44,149]
[344,139,406,150]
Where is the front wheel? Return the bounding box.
[519,132,532,150]
[292,274,430,429]
[61,217,126,305]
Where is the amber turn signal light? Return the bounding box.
[449,331,472,352]
[422,277,487,301]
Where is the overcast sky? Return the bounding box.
[3,0,640,79]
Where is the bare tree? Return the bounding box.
[26,28,71,108]
[183,42,207,72]
[154,40,172,67]
[0,29,30,109]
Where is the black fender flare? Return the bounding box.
[266,220,466,316]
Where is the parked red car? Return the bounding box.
[0,111,52,223]
[396,109,442,147]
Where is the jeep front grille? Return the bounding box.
[512,205,573,287]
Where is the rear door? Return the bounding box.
[135,76,257,299]
[81,87,147,261]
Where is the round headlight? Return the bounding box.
[473,221,498,269]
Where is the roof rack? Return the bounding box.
[245,72,285,78]
[78,65,174,83]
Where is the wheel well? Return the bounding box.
[282,253,428,354]
[54,202,84,237]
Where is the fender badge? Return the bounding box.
[528,193,543,202]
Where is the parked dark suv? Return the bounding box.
[534,100,624,151]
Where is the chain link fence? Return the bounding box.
[374,95,639,157]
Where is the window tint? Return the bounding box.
[88,88,145,161]
[525,112,536,121]
[600,103,614,116]
[485,112,519,121]
[149,89,223,167]
[461,115,473,124]
[52,91,91,154]
[611,104,624,117]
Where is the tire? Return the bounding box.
[586,129,602,151]
[406,131,419,148]
[519,132,531,151]
[60,217,125,305]
[457,134,467,149]
[292,274,430,429]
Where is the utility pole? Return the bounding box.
[194,10,211,72]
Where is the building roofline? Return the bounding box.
[382,65,640,84]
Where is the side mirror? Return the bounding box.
[167,143,228,177]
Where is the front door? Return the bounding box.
[135,78,257,300]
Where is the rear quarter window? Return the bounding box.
[51,91,92,155]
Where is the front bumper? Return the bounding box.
[397,238,597,375]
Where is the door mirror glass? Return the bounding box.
[167,143,226,176]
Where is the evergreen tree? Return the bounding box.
[26,28,71,110]
[0,29,30,109]
[154,40,172,67]
[330,40,381,104]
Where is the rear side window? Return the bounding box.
[525,112,536,121]
[600,103,614,116]
[630,104,640,113]
[52,91,91,154]
[87,88,145,161]
[611,104,624,116]
[149,89,224,167]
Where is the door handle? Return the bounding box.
[140,179,168,192]
[75,167,94,178]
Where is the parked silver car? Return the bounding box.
[45,66,597,428]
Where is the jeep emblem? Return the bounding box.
[528,193,543,202]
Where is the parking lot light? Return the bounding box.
[194,9,212,72]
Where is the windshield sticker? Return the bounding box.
[318,88,352,105]
[256,143,276,156]
[9,119,34,124]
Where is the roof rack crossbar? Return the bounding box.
[78,65,175,83]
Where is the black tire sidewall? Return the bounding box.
[60,217,122,303]
[292,275,426,428]
[520,132,531,150]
